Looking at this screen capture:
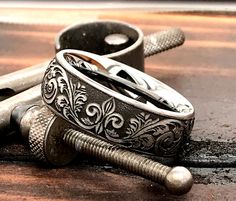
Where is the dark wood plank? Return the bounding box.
[0,161,235,201]
[0,8,235,200]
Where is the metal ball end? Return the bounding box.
[164,166,193,195]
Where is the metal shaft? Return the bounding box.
[0,61,48,100]
[0,85,41,134]
[63,129,193,195]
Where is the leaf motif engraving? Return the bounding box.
[55,95,69,111]
[42,59,88,123]
[43,56,124,139]
[102,97,116,116]
[126,113,160,139]
[139,134,155,150]
[105,129,120,138]
[124,113,184,156]
[79,97,124,136]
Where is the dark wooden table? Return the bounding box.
[0,8,235,200]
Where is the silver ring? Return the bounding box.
[42,49,194,157]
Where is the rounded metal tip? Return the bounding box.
[104,33,131,55]
[164,166,193,195]
[104,33,129,46]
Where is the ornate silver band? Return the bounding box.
[42,49,194,157]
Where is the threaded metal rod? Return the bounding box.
[144,28,185,57]
[64,129,171,184]
[63,129,193,195]
[28,107,193,195]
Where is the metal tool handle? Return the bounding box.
[0,61,48,100]
[0,85,41,134]
[144,28,185,57]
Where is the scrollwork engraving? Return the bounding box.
[42,55,192,157]
[80,97,124,137]
[42,60,87,122]
[123,113,184,156]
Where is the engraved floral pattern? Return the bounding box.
[42,59,124,139]
[65,54,93,71]
[42,54,194,157]
[153,119,184,156]
[124,112,160,150]
[42,60,87,122]
[80,97,124,137]
[122,113,184,155]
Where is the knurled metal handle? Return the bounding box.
[144,28,185,57]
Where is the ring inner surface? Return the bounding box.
[63,53,185,113]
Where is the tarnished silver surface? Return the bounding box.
[0,85,41,134]
[42,50,194,157]
[17,105,41,140]
[0,61,49,101]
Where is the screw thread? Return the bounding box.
[63,129,171,184]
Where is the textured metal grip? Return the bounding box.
[29,106,54,163]
[29,106,78,166]
[144,28,185,57]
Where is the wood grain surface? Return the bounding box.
[0,8,235,200]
